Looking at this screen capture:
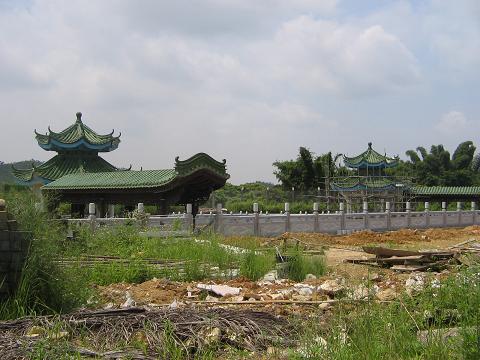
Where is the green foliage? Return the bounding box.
[282,251,326,282]
[273,147,337,191]
[0,190,90,320]
[402,141,480,186]
[239,249,275,281]
[292,266,480,359]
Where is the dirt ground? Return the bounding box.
[98,226,479,313]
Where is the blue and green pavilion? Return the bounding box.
[13,112,229,215]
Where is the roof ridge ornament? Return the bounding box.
[76,112,82,123]
[368,142,372,149]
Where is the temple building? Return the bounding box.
[12,112,119,186]
[331,143,410,212]
[13,112,229,216]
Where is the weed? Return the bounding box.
[240,249,275,281]
[282,251,326,282]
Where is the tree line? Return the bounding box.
[273,141,480,189]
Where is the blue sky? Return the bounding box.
[0,0,478,183]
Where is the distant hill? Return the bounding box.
[0,160,42,184]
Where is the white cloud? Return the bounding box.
[0,1,478,184]
[435,111,468,134]
[252,16,421,97]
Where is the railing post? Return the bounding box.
[424,202,430,228]
[385,202,391,230]
[215,203,223,233]
[253,202,259,236]
[406,201,411,228]
[107,204,115,218]
[442,201,447,226]
[471,201,477,225]
[185,203,194,232]
[339,202,345,233]
[284,202,290,232]
[88,203,96,231]
[363,201,369,229]
[457,202,462,226]
[313,202,319,232]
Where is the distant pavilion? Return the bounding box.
[331,143,410,212]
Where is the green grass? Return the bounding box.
[281,250,327,282]
[291,265,480,360]
[240,248,275,281]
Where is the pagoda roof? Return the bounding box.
[42,153,229,191]
[343,142,399,169]
[35,112,120,152]
[12,153,117,183]
[331,177,404,192]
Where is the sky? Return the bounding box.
[0,0,479,184]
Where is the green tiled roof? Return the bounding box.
[410,186,480,196]
[331,177,403,191]
[12,153,117,182]
[42,153,229,191]
[35,112,120,152]
[343,142,399,169]
[43,169,177,190]
[175,153,228,178]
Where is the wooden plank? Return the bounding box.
[362,246,419,257]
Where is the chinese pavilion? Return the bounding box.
[13,112,229,216]
[12,112,119,186]
[331,142,409,212]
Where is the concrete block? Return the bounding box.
[0,211,7,230]
[11,232,22,251]
[0,239,9,251]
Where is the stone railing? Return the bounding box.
[63,201,480,237]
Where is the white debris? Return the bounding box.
[305,273,317,281]
[262,270,278,282]
[405,274,425,294]
[318,279,345,296]
[122,291,136,308]
[197,284,241,297]
[293,283,315,296]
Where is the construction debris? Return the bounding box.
[0,307,292,359]
[344,244,480,272]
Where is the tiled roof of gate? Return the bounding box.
[343,142,399,169]
[34,112,120,152]
[410,186,480,196]
[43,169,177,190]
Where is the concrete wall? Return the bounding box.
[0,208,31,299]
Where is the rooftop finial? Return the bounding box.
[368,142,372,149]
[76,112,82,122]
